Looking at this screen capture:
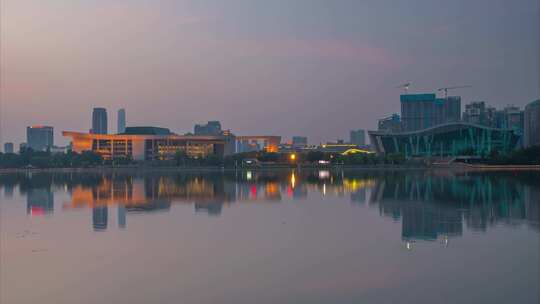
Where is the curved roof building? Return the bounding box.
[368,122,519,157]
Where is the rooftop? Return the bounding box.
[121,126,172,135]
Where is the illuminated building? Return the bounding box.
[63,126,234,161]
[117,109,126,134]
[236,136,281,153]
[27,126,54,151]
[92,107,108,134]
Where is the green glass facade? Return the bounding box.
[369,123,519,157]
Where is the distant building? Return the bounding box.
[524,99,540,148]
[19,143,28,152]
[4,142,14,154]
[349,129,365,146]
[400,94,461,132]
[194,121,222,135]
[462,101,487,125]
[26,126,54,151]
[92,107,108,134]
[117,108,126,134]
[378,114,401,132]
[292,136,308,148]
[503,105,524,136]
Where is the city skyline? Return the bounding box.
[1,0,539,147]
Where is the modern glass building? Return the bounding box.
[26,126,54,151]
[117,109,126,134]
[400,94,461,132]
[92,107,108,134]
[368,122,519,157]
[524,99,540,148]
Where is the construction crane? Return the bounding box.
[396,82,411,94]
[437,85,472,99]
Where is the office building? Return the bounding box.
[503,105,524,135]
[117,109,126,134]
[524,99,540,148]
[400,93,461,132]
[4,142,14,154]
[292,136,308,148]
[349,129,365,146]
[92,107,108,134]
[462,101,487,125]
[26,126,54,151]
[194,121,222,135]
[378,114,401,132]
[63,126,236,161]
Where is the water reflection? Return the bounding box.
[1,170,539,239]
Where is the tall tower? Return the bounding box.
[117,108,126,134]
[92,108,108,134]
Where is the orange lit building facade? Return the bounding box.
[63,131,234,161]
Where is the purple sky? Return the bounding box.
[1,0,539,147]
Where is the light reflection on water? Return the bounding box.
[1,169,539,304]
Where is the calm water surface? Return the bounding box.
[1,169,539,304]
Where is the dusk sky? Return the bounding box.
[1,0,539,146]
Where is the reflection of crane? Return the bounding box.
[437,85,472,99]
[396,82,411,94]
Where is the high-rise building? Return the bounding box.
[194,121,222,135]
[400,94,461,132]
[92,107,108,134]
[3,142,14,153]
[463,101,487,125]
[117,108,126,134]
[503,105,524,135]
[349,129,366,146]
[524,99,540,148]
[292,136,308,148]
[26,126,54,151]
[378,114,401,132]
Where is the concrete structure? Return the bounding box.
[378,114,401,132]
[63,126,234,161]
[194,121,222,136]
[92,108,108,134]
[349,129,366,146]
[524,99,540,148]
[292,136,308,148]
[117,109,126,134]
[4,142,14,154]
[369,122,519,158]
[26,126,54,151]
[400,94,461,132]
[462,101,487,125]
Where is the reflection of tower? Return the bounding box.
[351,189,366,205]
[92,206,108,231]
[118,205,126,229]
[27,188,54,215]
[4,184,14,198]
[195,201,223,216]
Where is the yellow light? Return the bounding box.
[290,153,296,161]
[290,173,296,188]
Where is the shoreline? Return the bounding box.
[1,163,540,174]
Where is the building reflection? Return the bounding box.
[1,170,538,238]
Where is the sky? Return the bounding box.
[1,0,539,147]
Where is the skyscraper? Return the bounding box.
[524,100,540,148]
[26,126,54,151]
[349,129,366,146]
[194,121,222,135]
[400,94,461,132]
[92,108,108,134]
[117,109,126,134]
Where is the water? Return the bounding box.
[1,169,539,304]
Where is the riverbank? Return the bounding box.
[2,163,540,175]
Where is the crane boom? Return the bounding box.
[437,85,472,99]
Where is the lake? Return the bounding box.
[1,169,539,304]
